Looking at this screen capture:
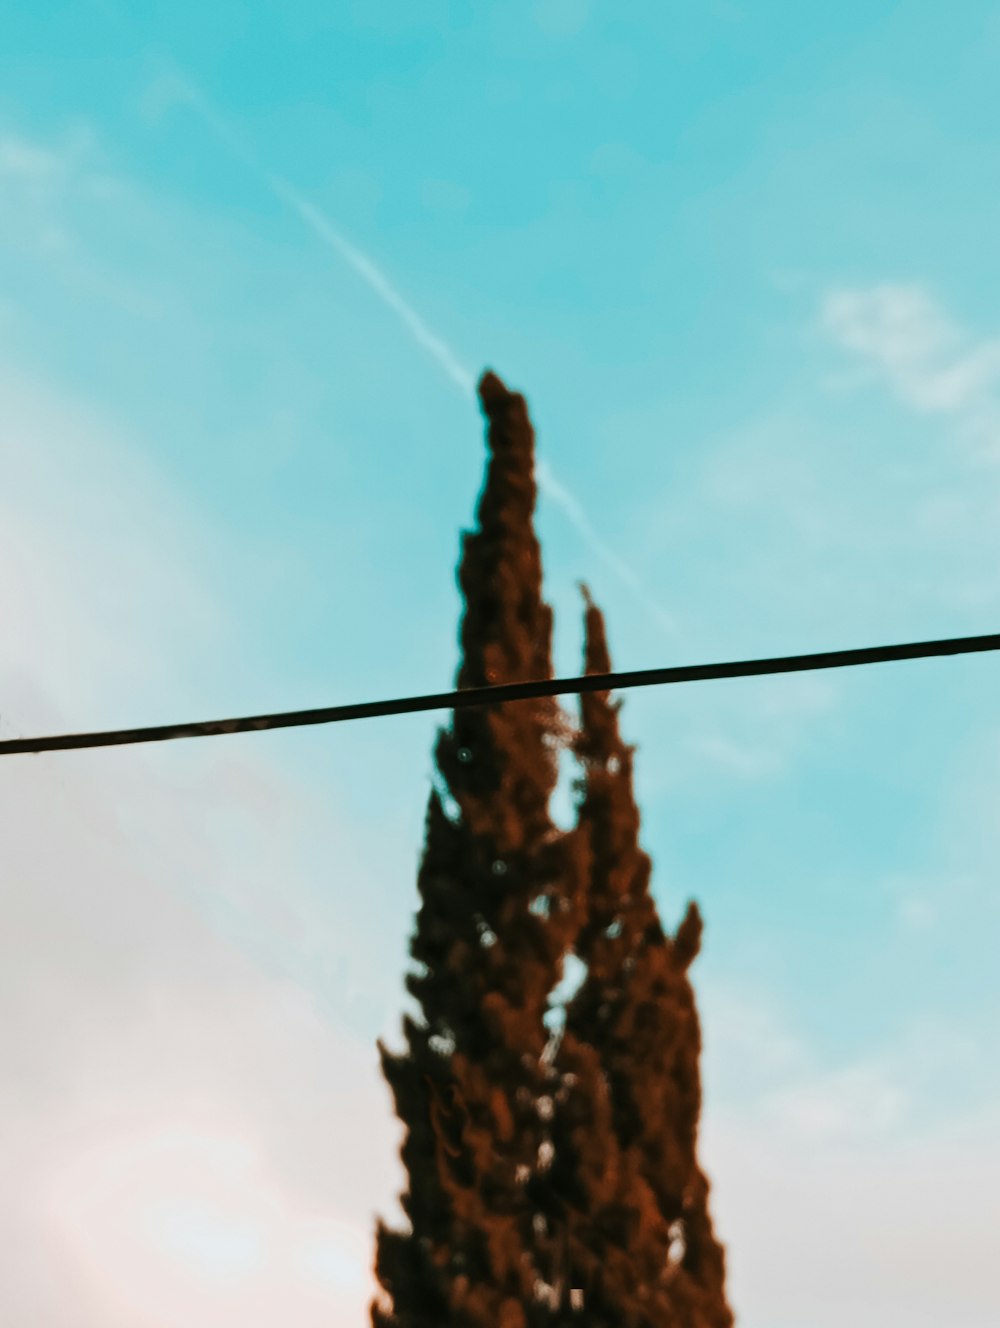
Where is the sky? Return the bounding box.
[2,1,1000,1324]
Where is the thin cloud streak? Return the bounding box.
[264,174,476,397]
[168,74,475,396]
[161,70,678,636]
[821,283,1000,460]
[535,460,679,637]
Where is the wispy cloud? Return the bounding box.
[0,131,65,181]
[699,972,1000,1328]
[0,363,409,1326]
[705,1097,1000,1328]
[822,283,1000,458]
[146,68,678,640]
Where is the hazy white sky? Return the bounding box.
[3,3,1000,1324]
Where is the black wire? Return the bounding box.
[1,631,997,757]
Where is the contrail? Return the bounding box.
[164,74,476,396]
[535,460,679,636]
[265,171,475,390]
[161,70,678,636]
[263,175,475,396]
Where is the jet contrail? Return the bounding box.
[163,74,476,397]
[162,69,678,637]
[535,460,679,636]
[263,174,475,397]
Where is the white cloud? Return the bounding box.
[656,670,839,786]
[761,1059,908,1141]
[700,982,806,1091]
[0,129,78,261]
[0,123,102,204]
[703,1104,1000,1328]
[0,364,406,1325]
[822,283,1000,457]
[0,122,162,316]
[0,131,65,180]
[697,977,1000,1326]
[0,366,223,725]
[0,721,398,1327]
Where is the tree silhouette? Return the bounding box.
[374,375,730,1326]
[562,586,733,1326]
[373,371,585,1327]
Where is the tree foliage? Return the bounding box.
[373,373,730,1327]
[560,587,733,1326]
[374,371,585,1327]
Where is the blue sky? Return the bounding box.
[2,3,1000,1325]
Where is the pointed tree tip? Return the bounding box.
[580,588,612,677]
[673,901,704,967]
[477,369,510,406]
[477,369,533,443]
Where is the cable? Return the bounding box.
[1,631,997,757]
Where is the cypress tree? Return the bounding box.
[560,586,734,1327]
[373,372,585,1328]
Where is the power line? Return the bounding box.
[1,631,997,758]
